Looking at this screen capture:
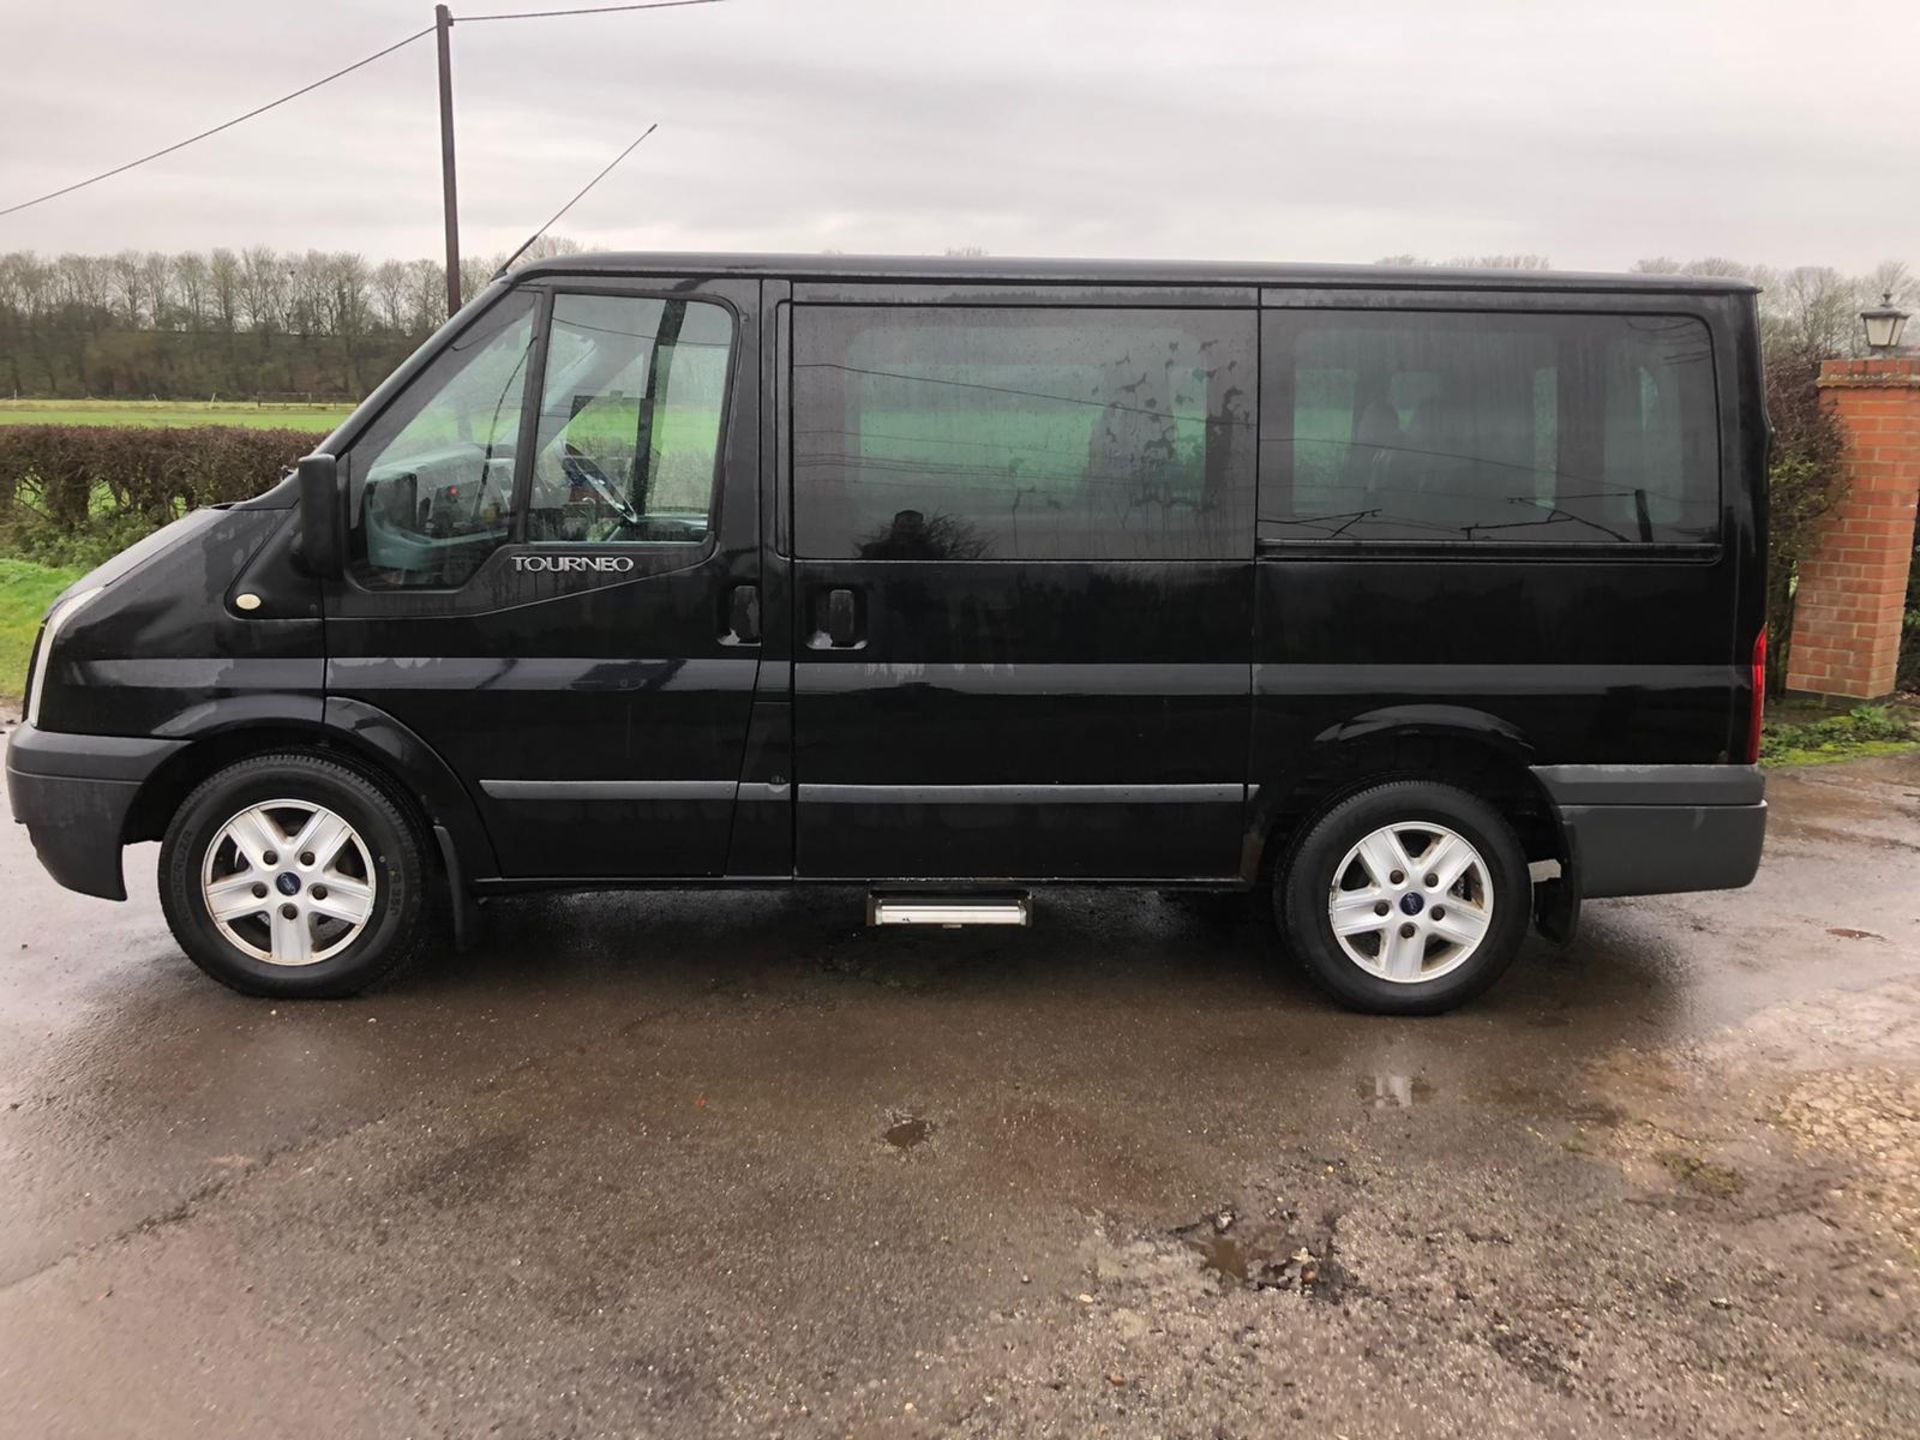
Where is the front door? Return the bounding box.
[323,276,762,880]
[787,297,1258,880]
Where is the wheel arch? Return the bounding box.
[1243,706,1567,887]
[122,697,498,883]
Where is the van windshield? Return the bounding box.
[348,291,537,588]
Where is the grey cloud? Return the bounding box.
[0,0,1913,273]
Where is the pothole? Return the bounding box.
[1654,1149,1746,1198]
[883,1112,931,1151]
[1171,1205,1353,1301]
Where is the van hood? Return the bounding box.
[56,509,226,605]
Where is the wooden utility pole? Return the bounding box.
[435,4,461,317]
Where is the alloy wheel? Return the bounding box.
[1326,820,1493,984]
[200,799,377,967]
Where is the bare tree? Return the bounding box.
[458,254,494,310]
[1768,266,1860,362]
[1447,254,1553,270]
[370,259,411,333]
[1679,257,1761,282]
[323,253,369,337]
[510,234,582,268]
[172,252,210,332]
[239,246,283,335]
[109,249,149,327]
[208,248,241,335]
[1864,258,1918,312]
[285,251,333,336]
[141,251,174,331]
[0,252,42,393]
[53,253,112,327]
[404,258,446,332]
[324,252,371,388]
[1376,254,1552,270]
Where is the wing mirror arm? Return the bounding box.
[297,453,345,580]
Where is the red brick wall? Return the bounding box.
[1784,357,1920,700]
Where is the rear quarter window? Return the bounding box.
[1259,310,1719,546]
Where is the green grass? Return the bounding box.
[0,399,349,432]
[0,559,83,705]
[1761,701,1920,767]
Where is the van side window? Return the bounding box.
[346,291,536,589]
[1259,311,1718,545]
[525,294,734,546]
[793,307,1255,560]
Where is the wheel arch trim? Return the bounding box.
[1242,707,1569,886]
[122,694,499,883]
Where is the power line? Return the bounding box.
[0,26,435,220]
[461,0,724,20]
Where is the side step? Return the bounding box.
[867,892,1032,928]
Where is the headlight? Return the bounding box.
[24,587,103,730]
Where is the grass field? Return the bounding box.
[0,399,350,432]
[0,559,82,705]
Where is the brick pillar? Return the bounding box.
[1785,357,1920,700]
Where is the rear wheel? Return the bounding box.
[159,752,438,997]
[1277,780,1529,1014]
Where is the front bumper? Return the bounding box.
[5,723,185,901]
[1532,763,1768,900]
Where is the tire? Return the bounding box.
[1276,780,1529,1015]
[158,751,439,998]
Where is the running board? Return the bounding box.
[867,893,1032,928]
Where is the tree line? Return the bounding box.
[2,242,1912,403]
[0,238,582,401]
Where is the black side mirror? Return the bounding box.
[297,453,344,579]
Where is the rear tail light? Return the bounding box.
[1746,628,1767,763]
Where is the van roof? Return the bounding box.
[513,251,1758,294]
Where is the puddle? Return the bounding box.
[1357,1073,1433,1109]
[883,1113,931,1151]
[1173,1206,1351,1301]
[1195,1232,1252,1283]
[1485,1079,1627,1128]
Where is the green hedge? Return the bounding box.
[0,424,312,569]
[0,557,83,702]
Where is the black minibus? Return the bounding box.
[5,254,1769,1013]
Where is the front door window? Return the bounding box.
[525,294,734,546]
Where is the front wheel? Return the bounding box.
[159,752,438,998]
[1277,780,1530,1014]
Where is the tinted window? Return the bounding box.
[525,293,733,546]
[794,307,1254,560]
[348,291,535,589]
[1260,311,1718,545]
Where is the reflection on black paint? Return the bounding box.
[793,306,1257,561]
[855,510,993,561]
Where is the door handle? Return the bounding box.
[725,583,761,644]
[827,587,859,647]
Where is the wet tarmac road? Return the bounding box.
[3,735,1918,1438]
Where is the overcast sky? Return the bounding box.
[3,0,1916,273]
